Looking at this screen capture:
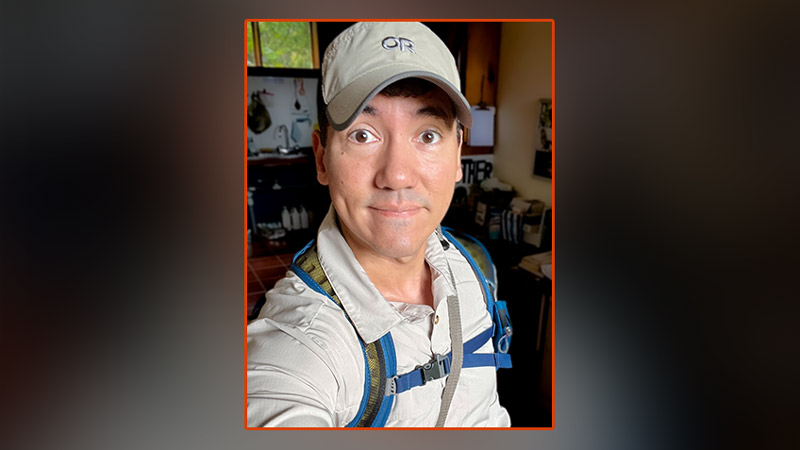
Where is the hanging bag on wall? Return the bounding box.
[247,92,271,134]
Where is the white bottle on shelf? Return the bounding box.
[281,206,292,230]
[290,207,300,231]
[299,205,309,229]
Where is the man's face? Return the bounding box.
[312,87,463,261]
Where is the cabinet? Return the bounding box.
[247,156,329,250]
[247,156,330,319]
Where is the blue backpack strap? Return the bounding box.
[384,229,513,396]
[441,228,513,356]
[290,240,396,427]
[388,326,513,396]
[291,231,513,420]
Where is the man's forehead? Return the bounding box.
[361,91,456,123]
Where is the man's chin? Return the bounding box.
[341,218,434,260]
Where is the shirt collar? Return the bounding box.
[315,206,455,344]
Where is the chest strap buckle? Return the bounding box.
[421,354,450,384]
[385,353,451,396]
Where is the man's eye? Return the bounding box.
[418,130,441,144]
[348,129,378,144]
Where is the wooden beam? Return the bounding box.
[310,22,320,69]
[252,22,262,67]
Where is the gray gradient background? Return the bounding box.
[2,1,798,450]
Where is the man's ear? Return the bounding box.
[455,128,463,182]
[312,129,329,186]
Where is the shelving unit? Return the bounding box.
[247,155,314,167]
[247,151,330,320]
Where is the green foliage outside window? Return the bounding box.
[246,22,314,69]
[246,25,255,66]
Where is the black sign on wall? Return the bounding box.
[458,155,494,187]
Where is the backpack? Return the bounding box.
[289,227,512,427]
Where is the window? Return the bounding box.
[246,21,318,69]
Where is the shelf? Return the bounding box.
[247,155,314,167]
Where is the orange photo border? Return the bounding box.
[243,18,555,430]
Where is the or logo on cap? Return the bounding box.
[381,36,415,53]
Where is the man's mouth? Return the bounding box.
[368,204,423,217]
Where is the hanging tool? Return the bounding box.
[477,75,488,110]
[293,79,301,110]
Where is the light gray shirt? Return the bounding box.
[247,207,511,427]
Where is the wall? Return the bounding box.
[493,22,553,206]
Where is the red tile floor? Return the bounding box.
[247,250,293,318]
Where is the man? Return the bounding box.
[247,22,511,427]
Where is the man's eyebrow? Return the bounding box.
[360,104,453,121]
[416,106,453,122]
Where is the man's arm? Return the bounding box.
[247,319,341,427]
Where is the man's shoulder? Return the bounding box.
[254,271,342,330]
[249,271,360,357]
[247,270,364,392]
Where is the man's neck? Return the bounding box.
[345,237,435,308]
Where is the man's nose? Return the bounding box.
[374,136,418,191]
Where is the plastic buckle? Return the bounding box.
[420,354,448,384]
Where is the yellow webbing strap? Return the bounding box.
[449,234,494,285]
[293,244,388,427]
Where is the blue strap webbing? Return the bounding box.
[290,242,390,428]
[387,230,514,396]
[370,333,396,427]
[464,327,493,353]
[441,229,514,356]
[345,340,372,427]
[289,230,512,425]
[390,326,511,395]
[393,352,451,395]
[441,229,497,319]
[463,352,512,369]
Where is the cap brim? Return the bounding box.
[326,68,472,131]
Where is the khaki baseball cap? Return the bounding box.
[321,22,472,131]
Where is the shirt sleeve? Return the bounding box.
[485,390,512,427]
[247,318,341,427]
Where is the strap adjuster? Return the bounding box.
[385,376,398,396]
[420,354,449,384]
